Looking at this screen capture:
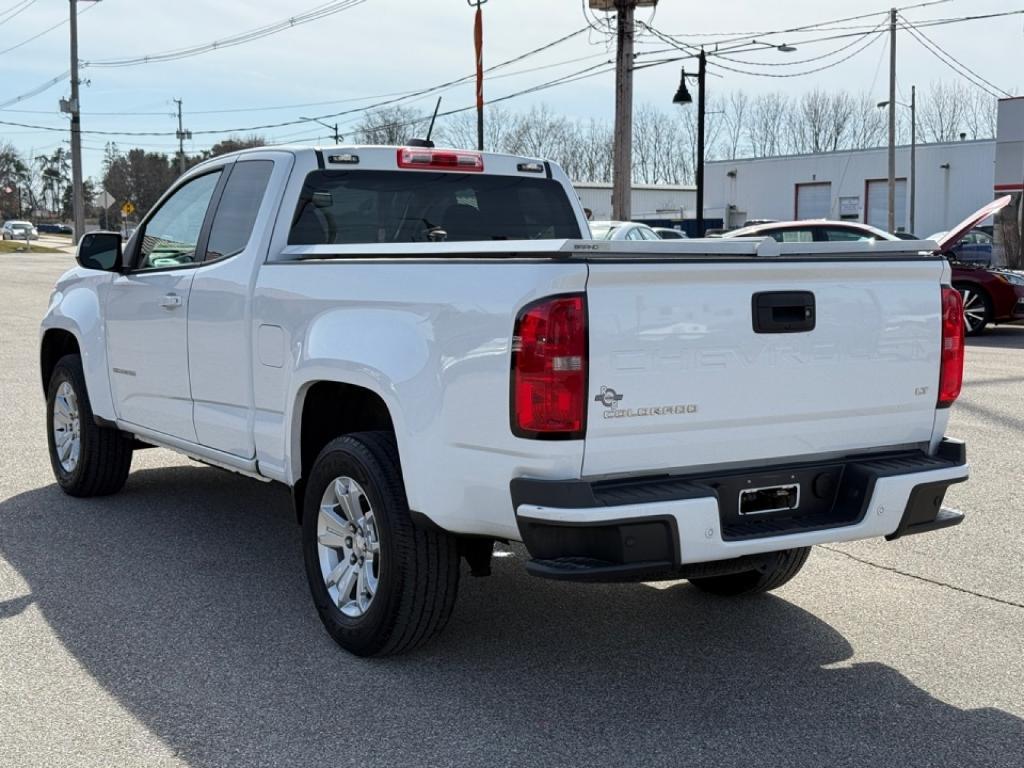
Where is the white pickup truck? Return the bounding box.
[41,144,969,656]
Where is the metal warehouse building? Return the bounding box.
[574,182,696,222]
[704,139,996,237]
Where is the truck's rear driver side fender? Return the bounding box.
[283,308,437,523]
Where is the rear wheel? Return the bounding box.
[954,283,992,336]
[46,354,133,496]
[688,547,810,596]
[302,431,460,656]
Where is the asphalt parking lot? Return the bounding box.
[1,253,1022,768]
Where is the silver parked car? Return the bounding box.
[653,227,688,239]
[589,220,662,241]
[2,220,39,240]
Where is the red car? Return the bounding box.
[726,201,1024,335]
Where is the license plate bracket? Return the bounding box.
[738,483,800,516]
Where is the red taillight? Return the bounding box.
[397,148,484,172]
[938,286,965,408]
[511,295,587,439]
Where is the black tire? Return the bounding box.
[302,431,460,656]
[46,354,133,497]
[953,282,992,336]
[687,547,810,596]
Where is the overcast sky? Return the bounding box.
[1,0,1020,178]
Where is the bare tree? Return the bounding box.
[355,106,427,145]
[438,105,515,151]
[849,92,889,149]
[721,90,750,159]
[963,90,998,140]
[786,90,854,153]
[918,82,969,142]
[747,92,789,157]
[572,118,613,182]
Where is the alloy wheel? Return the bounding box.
[316,476,381,618]
[52,381,81,473]
[959,288,986,334]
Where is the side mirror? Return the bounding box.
[76,231,123,272]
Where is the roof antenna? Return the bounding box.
[407,97,442,148]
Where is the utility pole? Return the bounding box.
[469,0,487,151]
[612,0,636,221]
[696,49,706,237]
[174,98,192,176]
[68,0,84,243]
[300,116,341,143]
[910,84,916,234]
[887,7,897,234]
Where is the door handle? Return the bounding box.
[160,293,183,309]
[752,291,815,334]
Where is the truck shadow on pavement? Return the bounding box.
[2,465,1023,768]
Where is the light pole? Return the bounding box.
[672,51,707,236]
[301,117,342,144]
[878,84,916,234]
[671,42,795,236]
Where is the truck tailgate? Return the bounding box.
[583,259,946,477]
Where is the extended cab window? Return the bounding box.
[205,160,274,261]
[136,171,221,270]
[288,170,582,245]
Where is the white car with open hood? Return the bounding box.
[40,143,969,656]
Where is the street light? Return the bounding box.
[673,50,706,236]
[673,44,796,237]
[877,84,916,234]
[300,116,342,144]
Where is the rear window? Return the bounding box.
[288,170,582,245]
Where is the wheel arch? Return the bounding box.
[40,328,81,395]
[289,377,404,523]
[40,278,118,422]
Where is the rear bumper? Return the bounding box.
[512,439,968,582]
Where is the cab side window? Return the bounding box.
[136,172,222,270]
[205,160,274,261]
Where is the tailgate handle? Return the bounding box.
[752,291,815,334]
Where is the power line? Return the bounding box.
[695,21,887,67]
[0,59,617,139]
[0,0,37,27]
[40,26,587,121]
[0,0,29,14]
[74,49,606,122]
[641,0,959,55]
[0,70,70,109]
[898,14,1012,98]
[643,22,888,79]
[83,0,368,68]
[0,0,98,58]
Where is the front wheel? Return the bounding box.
[954,283,992,336]
[302,432,460,656]
[46,354,133,496]
[688,547,810,596]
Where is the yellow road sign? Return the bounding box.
[121,201,135,216]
